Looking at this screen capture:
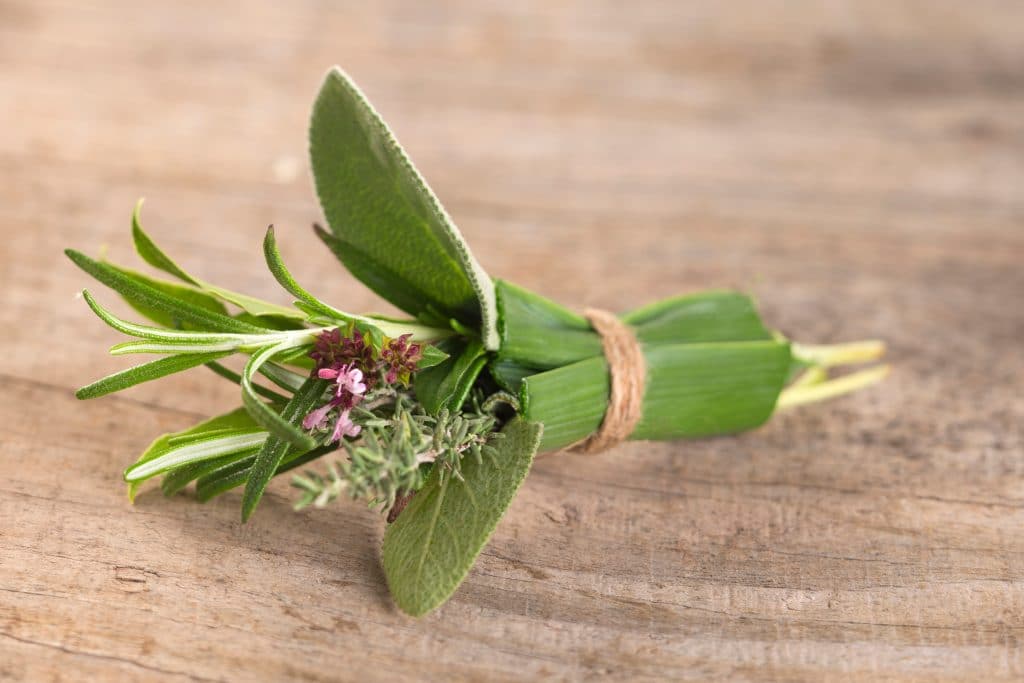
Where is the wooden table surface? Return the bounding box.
[2,1,1022,681]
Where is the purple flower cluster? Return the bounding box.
[302,328,424,444]
[379,334,423,385]
[302,364,366,442]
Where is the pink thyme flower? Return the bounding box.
[309,327,376,388]
[330,409,361,442]
[318,364,366,400]
[301,402,334,431]
[302,328,429,444]
[303,363,368,439]
[336,365,367,397]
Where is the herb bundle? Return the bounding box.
[68,68,888,616]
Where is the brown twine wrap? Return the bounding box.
[571,309,647,455]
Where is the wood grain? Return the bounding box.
[1,1,1022,680]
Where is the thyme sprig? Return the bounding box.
[293,398,499,511]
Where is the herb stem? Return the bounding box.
[789,365,828,389]
[777,365,890,409]
[792,340,886,367]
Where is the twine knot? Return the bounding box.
[572,309,646,454]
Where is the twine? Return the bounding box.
[571,309,646,455]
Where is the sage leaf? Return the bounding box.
[416,344,449,371]
[382,417,543,617]
[309,67,498,349]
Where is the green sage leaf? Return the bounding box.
[382,418,542,617]
[417,344,449,371]
[309,67,498,349]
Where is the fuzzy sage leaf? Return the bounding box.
[309,67,498,349]
[382,418,542,617]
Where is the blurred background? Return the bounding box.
[2,1,1021,404]
[2,0,1021,415]
[2,1,1021,346]
[1,2,1022,680]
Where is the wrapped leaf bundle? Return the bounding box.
[68,68,888,616]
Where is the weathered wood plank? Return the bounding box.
[1,0,1022,681]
